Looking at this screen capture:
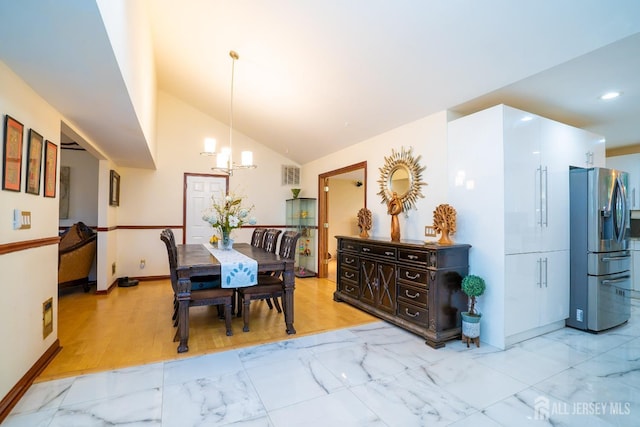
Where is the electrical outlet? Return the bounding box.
[140,259,146,269]
[576,308,583,322]
[112,262,116,275]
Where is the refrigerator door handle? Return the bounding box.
[602,275,631,286]
[544,257,548,287]
[601,255,631,262]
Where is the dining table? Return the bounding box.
[174,242,296,353]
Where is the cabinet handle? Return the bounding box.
[345,285,356,293]
[404,308,420,318]
[543,166,548,227]
[543,257,548,288]
[344,272,354,279]
[407,254,418,260]
[345,258,355,264]
[537,258,542,288]
[385,251,394,256]
[536,166,543,227]
[362,247,371,252]
[404,271,420,280]
[404,289,420,299]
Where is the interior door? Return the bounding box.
[184,174,228,244]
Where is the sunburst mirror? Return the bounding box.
[377,146,426,212]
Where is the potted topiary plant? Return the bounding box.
[460,274,486,348]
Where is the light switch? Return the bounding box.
[13,209,31,230]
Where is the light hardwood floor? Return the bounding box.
[38,276,376,382]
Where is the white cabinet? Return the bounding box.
[505,251,570,337]
[607,154,640,210]
[448,104,605,349]
[503,110,605,255]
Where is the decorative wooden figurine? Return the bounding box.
[357,208,372,238]
[388,191,403,241]
[433,204,456,245]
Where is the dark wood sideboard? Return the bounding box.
[334,236,470,348]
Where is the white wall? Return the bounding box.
[302,111,450,243]
[59,149,99,228]
[0,61,62,401]
[328,178,364,256]
[114,91,300,279]
[97,0,157,160]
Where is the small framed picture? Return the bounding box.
[110,170,120,206]
[44,140,58,198]
[2,114,24,192]
[26,129,44,195]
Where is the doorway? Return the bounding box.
[317,162,367,280]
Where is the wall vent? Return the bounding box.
[282,165,300,185]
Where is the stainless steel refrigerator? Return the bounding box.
[567,167,631,332]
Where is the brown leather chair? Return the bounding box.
[58,222,97,292]
[160,229,233,340]
[237,231,300,332]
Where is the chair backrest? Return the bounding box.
[262,229,282,254]
[279,231,301,261]
[251,228,267,247]
[160,229,178,289]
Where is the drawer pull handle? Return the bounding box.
[407,255,418,260]
[404,272,420,280]
[344,272,354,279]
[345,258,355,264]
[405,308,420,318]
[405,290,420,299]
[362,248,371,252]
[385,251,394,256]
[345,285,356,293]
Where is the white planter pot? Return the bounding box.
[461,312,481,338]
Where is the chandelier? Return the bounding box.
[201,50,257,175]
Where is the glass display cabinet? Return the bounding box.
[286,197,317,277]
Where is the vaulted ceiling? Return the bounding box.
[1,1,640,169]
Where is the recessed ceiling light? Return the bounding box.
[521,115,533,122]
[600,91,621,100]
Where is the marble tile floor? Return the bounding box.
[5,299,640,427]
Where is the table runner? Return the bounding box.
[203,243,257,288]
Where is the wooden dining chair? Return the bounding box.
[251,228,267,247]
[160,229,233,339]
[237,231,301,332]
[262,228,282,254]
[255,228,283,308]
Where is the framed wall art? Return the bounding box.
[44,140,58,198]
[26,129,44,195]
[109,169,120,206]
[2,114,24,192]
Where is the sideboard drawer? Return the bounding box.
[340,240,359,252]
[397,266,428,286]
[398,249,428,265]
[340,253,359,269]
[360,244,396,259]
[339,279,360,298]
[339,266,359,283]
[397,283,428,307]
[398,300,429,326]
